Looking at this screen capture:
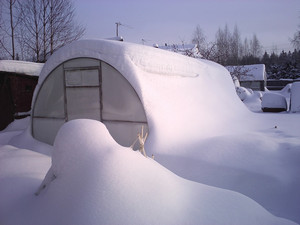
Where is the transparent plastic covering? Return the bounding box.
[32,118,65,145]
[33,65,65,118]
[102,62,147,122]
[32,58,148,146]
[66,87,101,121]
[65,69,99,87]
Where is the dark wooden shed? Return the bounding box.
[0,60,43,130]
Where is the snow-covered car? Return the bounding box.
[290,81,300,112]
[261,92,287,112]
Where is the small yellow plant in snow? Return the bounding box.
[131,126,148,157]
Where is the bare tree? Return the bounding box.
[0,3,4,59]
[229,25,241,65]
[249,33,262,58]
[192,25,206,51]
[227,65,252,81]
[20,0,43,62]
[0,0,21,59]
[48,0,85,57]
[191,25,218,61]
[16,0,85,62]
[41,0,50,61]
[291,23,300,50]
[215,24,231,65]
[241,37,250,57]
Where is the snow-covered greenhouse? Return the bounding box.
[31,40,148,147]
[31,39,243,149]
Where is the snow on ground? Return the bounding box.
[0,117,52,156]
[0,120,297,225]
[0,40,300,224]
[155,112,300,223]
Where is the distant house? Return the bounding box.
[0,60,43,130]
[226,64,267,91]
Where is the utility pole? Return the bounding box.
[115,22,131,37]
[115,22,121,37]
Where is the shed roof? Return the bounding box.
[0,60,44,76]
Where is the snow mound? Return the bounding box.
[236,87,263,112]
[236,86,252,101]
[1,119,296,225]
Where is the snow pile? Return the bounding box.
[0,117,30,145]
[0,118,52,156]
[236,86,253,101]
[0,119,296,225]
[290,82,300,112]
[261,92,287,112]
[0,60,44,76]
[232,86,263,112]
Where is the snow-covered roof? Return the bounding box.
[227,64,267,81]
[0,60,44,76]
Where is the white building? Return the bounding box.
[227,64,267,91]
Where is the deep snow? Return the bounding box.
[0,119,298,225]
[0,40,300,224]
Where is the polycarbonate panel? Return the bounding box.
[65,69,99,87]
[63,58,100,69]
[33,65,65,118]
[103,121,148,149]
[66,87,101,121]
[32,118,65,145]
[101,62,147,122]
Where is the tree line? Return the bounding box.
[192,24,263,66]
[262,49,300,79]
[191,24,300,79]
[0,0,85,62]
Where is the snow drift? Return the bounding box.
[0,120,296,225]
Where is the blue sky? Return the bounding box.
[74,0,299,52]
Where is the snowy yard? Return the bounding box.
[0,40,299,225]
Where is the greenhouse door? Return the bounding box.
[64,68,101,121]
